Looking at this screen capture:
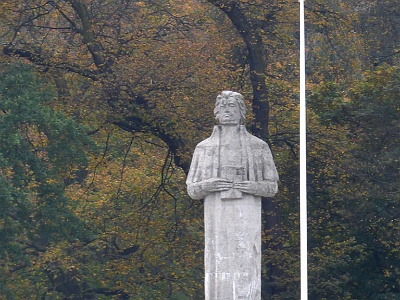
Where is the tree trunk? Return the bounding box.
[206,1,283,297]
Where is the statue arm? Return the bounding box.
[234,142,279,197]
[188,178,234,200]
[186,148,204,199]
[234,180,278,197]
[186,147,233,199]
[258,142,279,197]
[186,147,234,199]
[253,180,278,197]
[187,182,207,200]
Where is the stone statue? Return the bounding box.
[186,91,279,299]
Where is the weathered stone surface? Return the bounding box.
[186,91,278,299]
[204,192,261,299]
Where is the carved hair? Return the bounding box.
[214,91,246,121]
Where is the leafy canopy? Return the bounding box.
[0,63,92,253]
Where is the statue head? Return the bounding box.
[214,91,246,125]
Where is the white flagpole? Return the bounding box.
[299,0,308,299]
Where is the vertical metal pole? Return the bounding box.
[299,0,308,299]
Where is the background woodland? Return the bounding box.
[0,0,399,299]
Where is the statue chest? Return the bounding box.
[219,139,245,181]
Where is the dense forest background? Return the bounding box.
[0,0,399,299]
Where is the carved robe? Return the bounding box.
[186,125,279,300]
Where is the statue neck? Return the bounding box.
[219,124,241,135]
[219,124,241,144]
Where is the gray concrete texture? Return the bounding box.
[187,91,278,299]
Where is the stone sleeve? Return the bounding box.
[261,143,279,182]
[187,182,208,200]
[252,180,278,197]
[186,147,207,200]
[253,143,278,197]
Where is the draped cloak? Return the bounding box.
[186,125,279,199]
[186,125,279,300]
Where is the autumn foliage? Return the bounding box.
[0,0,399,299]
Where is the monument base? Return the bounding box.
[204,192,261,300]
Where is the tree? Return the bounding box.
[1,0,398,298]
[1,0,302,297]
[203,1,302,296]
[0,63,92,297]
[307,66,400,299]
[1,0,238,171]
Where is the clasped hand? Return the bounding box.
[200,178,260,195]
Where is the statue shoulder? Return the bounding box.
[196,136,215,148]
[244,131,269,149]
[194,126,220,149]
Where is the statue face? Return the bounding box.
[218,98,241,125]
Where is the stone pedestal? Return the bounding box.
[204,192,261,300]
